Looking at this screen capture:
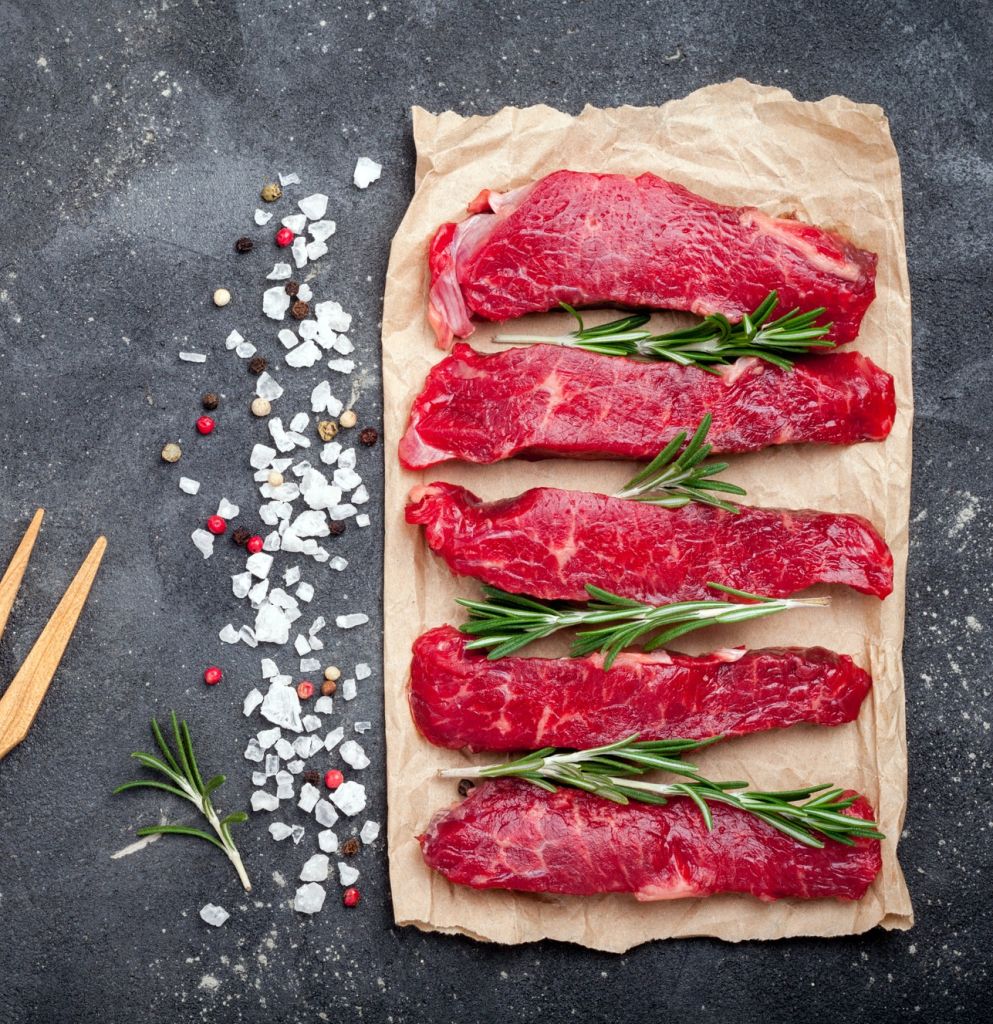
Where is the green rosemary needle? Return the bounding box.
[441,734,884,849]
[492,290,835,372]
[457,583,829,668]
[114,712,251,891]
[614,413,745,513]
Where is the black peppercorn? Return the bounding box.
[284,280,300,297]
[458,779,475,798]
[328,521,346,537]
[303,769,321,785]
[359,427,378,446]
[234,236,254,254]
[231,527,251,547]
[248,355,267,375]
[202,392,220,411]
[290,300,311,321]
[341,837,360,857]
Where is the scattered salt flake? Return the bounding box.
[263,286,292,320]
[281,213,307,234]
[300,657,321,673]
[257,726,281,750]
[277,328,299,350]
[315,800,338,828]
[191,529,214,559]
[251,791,279,812]
[334,467,362,491]
[291,235,308,269]
[356,514,370,528]
[338,862,360,886]
[287,759,305,775]
[179,351,207,363]
[314,300,352,332]
[329,780,366,816]
[275,738,295,760]
[250,443,277,469]
[336,613,368,629]
[260,658,278,679]
[252,770,268,787]
[291,824,306,845]
[329,556,348,572]
[341,678,357,701]
[240,625,259,648]
[248,579,269,606]
[231,572,252,599]
[309,616,326,635]
[338,448,357,470]
[277,780,295,800]
[293,882,325,915]
[318,829,338,853]
[244,738,264,763]
[217,498,240,519]
[243,688,263,716]
[267,262,292,280]
[354,663,371,681]
[255,208,273,225]
[279,171,301,185]
[324,726,344,751]
[265,754,279,776]
[320,442,342,465]
[225,329,244,350]
[339,740,369,770]
[260,681,303,732]
[298,193,329,220]
[360,821,381,845]
[256,372,284,401]
[199,904,230,927]
[332,334,354,355]
[329,504,356,521]
[255,602,291,645]
[306,240,328,261]
[283,565,301,586]
[294,634,311,656]
[309,219,336,242]
[179,477,201,495]
[246,552,274,579]
[235,340,257,359]
[303,714,322,734]
[287,339,321,368]
[354,721,371,734]
[269,822,293,842]
[298,284,313,302]
[300,853,329,882]
[310,380,339,415]
[327,358,355,374]
[314,696,334,714]
[298,782,321,813]
[219,623,240,645]
[295,582,315,603]
[351,484,369,505]
[353,156,382,189]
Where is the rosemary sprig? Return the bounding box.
[493,290,835,372]
[114,712,251,891]
[457,582,828,668]
[614,413,745,513]
[441,734,884,849]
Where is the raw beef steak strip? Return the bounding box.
[428,170,877,348]
[420,779,881,901]
[399,344,895,470]
[405,483,893,603]
[409,626,871,750]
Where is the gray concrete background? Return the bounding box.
[0,1,988,1021]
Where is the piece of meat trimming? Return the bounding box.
[409,625,872,751]
[420,779,881,902]
[399,344,896,470]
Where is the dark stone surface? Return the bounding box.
[0,1,988,1021]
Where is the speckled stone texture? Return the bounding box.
[0,1,988,1021]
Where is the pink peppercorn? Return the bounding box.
[296,680,315,700]
[275,227,294,247]
[206,515,227,535]
[203,666,223,686]
[196,415,215,435]
[324,769,343,790]
[246,535,264,554]
[342,887,360,907]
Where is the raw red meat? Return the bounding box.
[420,779,881,901]
[405,483,893,603]
[428,170,877,349]
[399,344,895,470]
[409,626,871,750]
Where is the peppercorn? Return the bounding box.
[339,410,357,429]
[212,288,231,307]
[203,666,223,686]
[324,665,341,682]
[320,679,337,697]
[275,227,294,247]
[324,769,344,790]
[267,470,284,487]
[328,521,346,537]
[302,769,321,785]
[251,397,272,418]
[202,392,219,411]
[458,779,476,798]
[359,427,378,446]
[260,182,282,202]
[248,355,268,375]
[290,300,310,320]
[342,887,360,908]
[246,535,264,554]
[160,442,182,463]
[234,236,254,254]
[231,527,251,547]
[317,420,338,442]
[296,680,315,700]
[196,416,215,435]
[341,837,360,857]
[206,515,227,536]
[284,280,300,297]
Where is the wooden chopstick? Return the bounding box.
[0,535,107,760]
[0,508,44,644]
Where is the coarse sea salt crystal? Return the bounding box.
[243,688,263,716]
[257,726,281,750]
[324,726,344,751]
[300,656,321,673]
[265,753,279,776]
[219,623,240,645]
[199,904,230,927]
[318,829,338,854]
[329,504,356,522]
[291,235,308,269]
[354,663,371,681]
[286,339,321,368]
[269,822,293,842]
[179,477,201,495]
[294,634,311,656]
[315,799,338,828]
[226,329,244,350]
[289,412,308,433]
[338,862,360,886]
[261,681,303,732]
[298,782,321,813]
[309,219,336,242]
[279,171,301,185]
[308,636,324,652]
[276,780,294,800]
[252,770,267,786]
[298,193,329,220]
[281,213,307,234]
[217,498,240,519]
[310,380,334,414]
[244,738,264,762]
[327,358,355,374]
[339,740,369,770]
[300,853,329,882]
[251,791,279,812]
[314,696,333,714]
[354,721,371,734]
[356,514,370,528]
[309,615,326,635]
[306,240,328,262]
[255,208,273,225]
[314,300,351,332]
[256,372,284,401]
[302,714,322,734]
[298,283,313,302]
[255,602,291,645]
[231,572,252,599]
[261,657,278,679]
[320,442,342,466]
[332,334,354,355]
[330,780,366,816]
[179,350,207,363]
[248,580,269,606]
[336,613,368,630]
[296,581,315,602]
[191,529,214,559]
[353,156,382,189]
[293,882,325,915]
[283,565,301,586]
[334,468,362,491]
[246,552,274,579]
[287,759,305,774]
[291,824,306,845]
[263,286,292,320]
[236,340,257,359]
[250,443,277,469]
[240,625,258,648]
[360,821,380,844]
[267,262,292,280]
[275,737,295,760]
[341,678,357,701]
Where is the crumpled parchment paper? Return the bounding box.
[381,79,914,951]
